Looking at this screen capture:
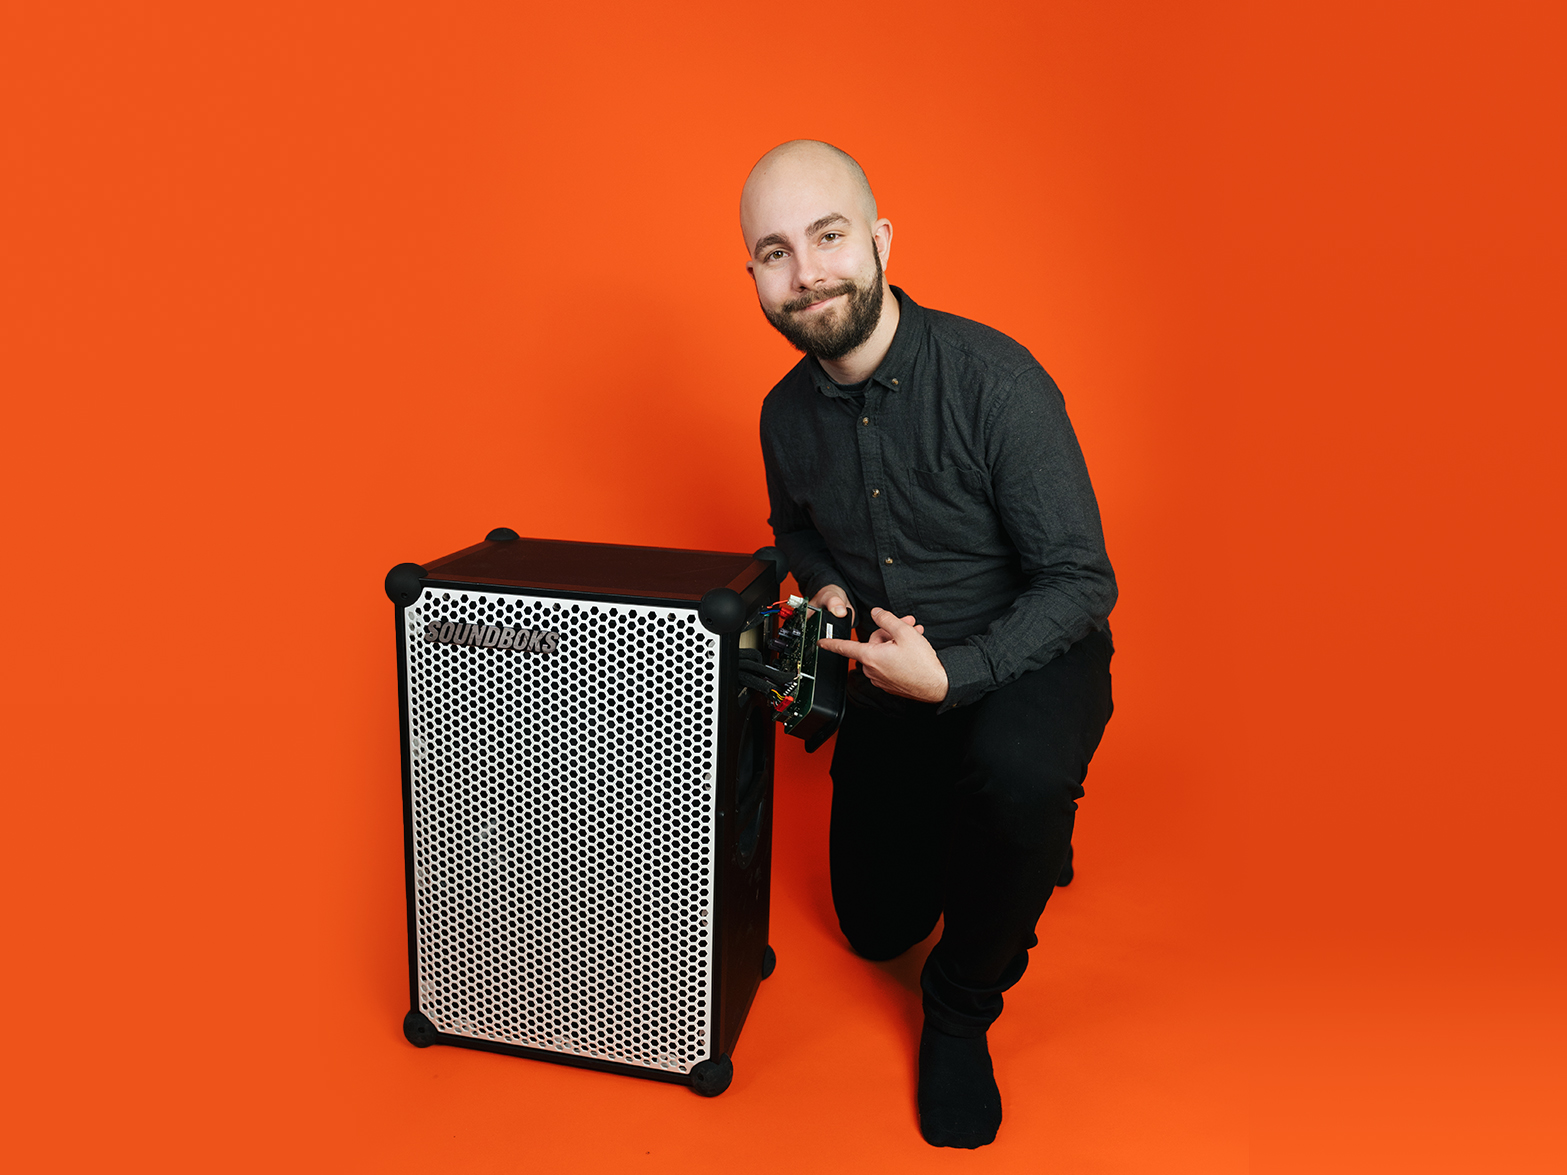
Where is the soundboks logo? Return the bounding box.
[423,621,561,653]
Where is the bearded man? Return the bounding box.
[741,140,1117,1149]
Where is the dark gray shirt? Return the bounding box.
[760,287,1117,710]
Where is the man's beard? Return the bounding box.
[761,247,885,362]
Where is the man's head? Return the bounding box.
[740,140,893,362]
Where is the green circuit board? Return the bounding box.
[757,599,836,733]
[776,604,831,733]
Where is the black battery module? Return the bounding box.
[752,595,850,752]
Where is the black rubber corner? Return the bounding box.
[385,563,427,606]
[698,587,746,634]
[486,527,520,541]
[761,944,777,980]
[752,545,789,583]
[690,1055,734,1097]
[403,1010,438,1048]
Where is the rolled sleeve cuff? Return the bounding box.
[801,570,835,601]
[935,644,991,712]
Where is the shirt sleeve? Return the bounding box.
[760,413,854,610]
[934,365,1117,709]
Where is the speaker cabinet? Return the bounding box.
[385,531,781,1095]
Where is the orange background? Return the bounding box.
[2,2,1562,1172]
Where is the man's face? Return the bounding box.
[742,161,891,362]
[757,229,884,360]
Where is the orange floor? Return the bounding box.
[21,708,1241,1173]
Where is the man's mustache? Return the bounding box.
[782,282,857,314]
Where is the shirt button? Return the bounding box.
[884,557,893,565]
[891,378,899,386]
[871,489,880,497]
[861,416,870,425]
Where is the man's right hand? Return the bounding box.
[810,584,853,621]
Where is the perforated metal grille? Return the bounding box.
[402,588,721,1074]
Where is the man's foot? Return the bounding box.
[917,1020,1002,1148]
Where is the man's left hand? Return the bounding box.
[817,607,949,704]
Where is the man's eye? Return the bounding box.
[822,233,841,242]
[767,250,787,261]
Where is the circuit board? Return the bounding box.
[759,596,849,744]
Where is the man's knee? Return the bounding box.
[838,910,939,962]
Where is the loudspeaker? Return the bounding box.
[385,530,783,1096]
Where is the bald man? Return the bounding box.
[741,141,1117,1149]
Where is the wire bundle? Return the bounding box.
[758,598,798,622]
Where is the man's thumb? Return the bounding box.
[870,607,908,638]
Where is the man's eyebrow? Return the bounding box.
[751,213,852,260]
[751,231,789,260]
[805,212,851,237]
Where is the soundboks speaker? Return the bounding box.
[384,528,787,1096]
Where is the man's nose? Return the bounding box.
[792,252,828,289]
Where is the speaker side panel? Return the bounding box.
[709,559,779,1058]
[713,690,777,1059]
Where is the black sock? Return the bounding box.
[917,1020,1002,1148]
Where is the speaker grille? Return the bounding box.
[403,588,721,1074]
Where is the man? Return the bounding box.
[741,140,1117,1149]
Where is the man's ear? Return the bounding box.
[875,218,894,268]
[744,260,756,281]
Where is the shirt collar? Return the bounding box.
[808,286,923,399]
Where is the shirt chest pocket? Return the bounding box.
[909,466,1003,553]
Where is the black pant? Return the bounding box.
[828,628,1114,1037]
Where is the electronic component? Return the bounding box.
[750,595,849,752]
